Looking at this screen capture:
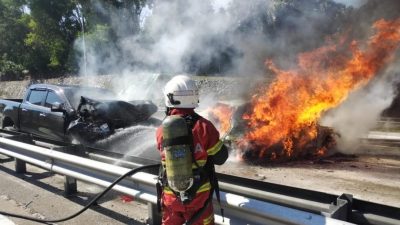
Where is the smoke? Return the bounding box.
[321,62,400,153]
[74,0,400,157]
[75,0,399,86]
[76,0,350,98]
[72,0,262,110]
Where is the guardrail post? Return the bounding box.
[15,158,26,173]
[147,202,162,225]
[328,193,353,221]
[64,176,77,196]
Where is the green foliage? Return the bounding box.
[0,0,149,79]
[24,0,82,74]
[0,57,25,80]
[83,24,114,52]
[0,0,29,75]
[0,2,28,79]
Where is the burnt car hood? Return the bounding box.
[77,96,158,128]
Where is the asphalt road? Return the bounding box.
[218,153,400,208]
[0,154,150,225]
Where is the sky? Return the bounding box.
[211,0,233,11]
[332,0,367,8]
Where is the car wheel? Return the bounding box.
[4,125,17,131]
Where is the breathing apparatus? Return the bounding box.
[161,114,199,203]
[162,115,194,190]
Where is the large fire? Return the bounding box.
[239,18,400,161]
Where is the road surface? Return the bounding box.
[0,154,149,225]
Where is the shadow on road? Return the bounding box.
[0,157,147,225]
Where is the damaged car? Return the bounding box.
[68,96,158,143]
[0,84,158,143]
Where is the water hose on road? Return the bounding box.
[0,163,161,224]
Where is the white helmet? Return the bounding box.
[163,75,199,108]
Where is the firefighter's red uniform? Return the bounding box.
[156,108,225,225]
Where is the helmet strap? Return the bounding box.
[167,93,181,105]
[165,107,171,116]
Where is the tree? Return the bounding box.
[74,0,150,75]
[24,0,82,76]
[0,0,29,80]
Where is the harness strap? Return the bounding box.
[156,180,163,212]
[214,175,224,221]
[163,136,191,147]
[208,158,224,222]
[156,165,167,212]
[185,114,200,170]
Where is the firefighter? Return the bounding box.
[156,75,229,225]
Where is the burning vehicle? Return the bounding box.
[207,18,400,164]
[207,102,338,164]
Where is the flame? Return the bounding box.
[316,147,328,157]
[208,103,234,136]
[241,18,400,160]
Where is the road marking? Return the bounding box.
[0,215,16,225]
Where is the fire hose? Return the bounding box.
[0,163,160,224]
[0,162,218,225]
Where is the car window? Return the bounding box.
[45,91,63,108]
[27,90,47,106]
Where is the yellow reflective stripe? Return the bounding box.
[206,140,223,156]
[197,181,211,192]
[163,182,211,194]
[163,186,174,194]
[162,160,206,168]
[193,159,206,168]
[203,214,214,225]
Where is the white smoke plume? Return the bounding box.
[75,1,276,96]
[75,0,360,101]
[321,61,400,153]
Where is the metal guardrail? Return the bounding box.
[374,117,400,132]
[0,135,362,225]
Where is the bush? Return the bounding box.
[0,59,25,81]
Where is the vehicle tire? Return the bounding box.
[2,118,17,131]
[4,125,17,131]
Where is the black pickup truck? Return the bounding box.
[0,84,158,143]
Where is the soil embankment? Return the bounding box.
[0,76,113,99]
[0,75,243,101]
